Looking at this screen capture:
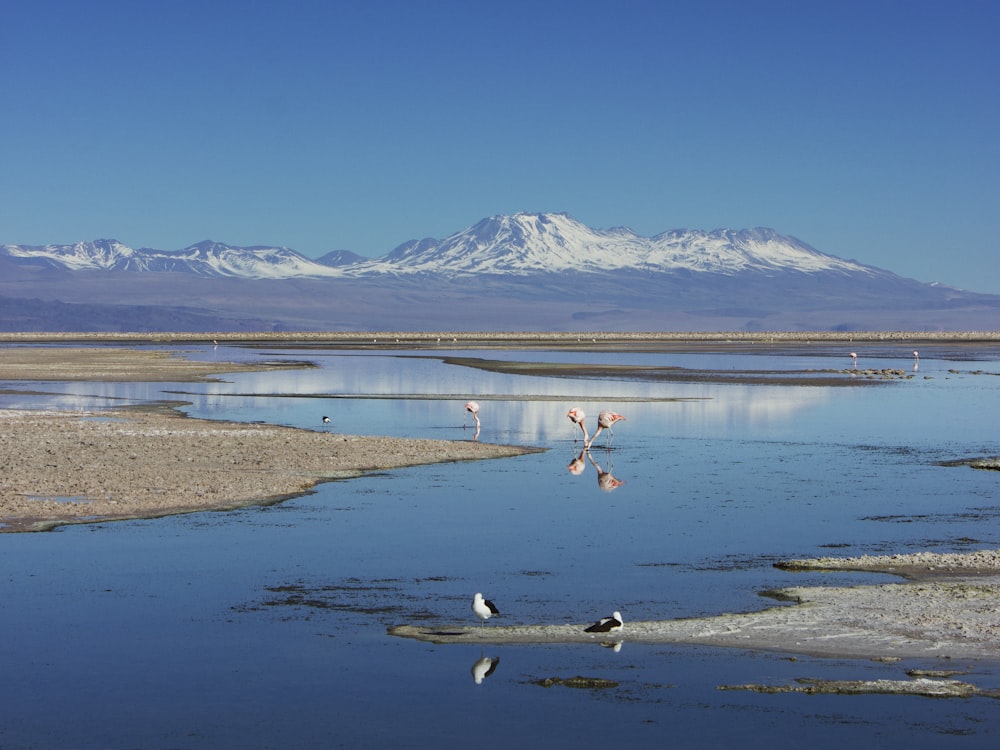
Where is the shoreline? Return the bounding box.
[4,341,1000,666]
[0,340,540,532]
[390,550,1000,662]
[2,330,999,349]
[0,406,538,532]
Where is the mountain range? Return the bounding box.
[2,213,998,332]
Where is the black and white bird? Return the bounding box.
[322,415,331,424]
[584,610,623,633]
[471,655,500,684]
[472,592,499,625]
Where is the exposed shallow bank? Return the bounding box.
[2,330,1000,348]
[0,407,538,533]
[0,346,313,382]
[390,550,1000,661]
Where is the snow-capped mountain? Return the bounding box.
[0,239,341,278]
[360,213,876,278]
[3,212,997,333]
[0,213,885,280]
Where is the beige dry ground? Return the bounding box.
[391,550,1000,662]
[0,346,536,531]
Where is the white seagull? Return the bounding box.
[584,610,623,633]
[472,592,499,625]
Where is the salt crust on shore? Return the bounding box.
[0,408,535,532]
[391,550,1000,661]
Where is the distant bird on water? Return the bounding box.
[472,592,499,625]
[322,415,331,424]
[587,410,626,449]
[849,352,857,369]
[567,407,589,445]
[584,610,623,633]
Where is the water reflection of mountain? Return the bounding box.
[0,351,835,441]
[198,357,835,442]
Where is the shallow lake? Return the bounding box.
[2,341,1000,748]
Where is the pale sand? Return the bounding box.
[0,407,536,532]
[390,550,1000,661]
[0,347,537,531]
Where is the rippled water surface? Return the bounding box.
[2,342,1000,748]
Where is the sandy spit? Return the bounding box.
[0,407,538,532]
[390,550,1000,661]
[0,346,311,382]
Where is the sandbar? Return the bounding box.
[0,346,537,531]
[390,549,1000,662]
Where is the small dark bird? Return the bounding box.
[322,416,331,424]
[584,610,623,633]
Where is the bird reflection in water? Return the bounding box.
[588,450,625,491]
[566,447,625,490]
[471,655,500,684]
[567,448,587,476]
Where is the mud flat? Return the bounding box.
[0,407,536,532]
[0,345,540,531]
[390,549,1000,662]
[0,346,311,382]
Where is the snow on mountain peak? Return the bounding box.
[1,213,880,280]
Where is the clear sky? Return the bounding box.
[2,0,998,293]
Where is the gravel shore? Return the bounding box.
[0,407,536,532]
[0,346,537,531]
[391,550,1000,661]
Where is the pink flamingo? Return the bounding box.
[464,401,480,428]
[849,352,857,369]
[567,407,588,445]
[464,401,480,441]
[587,409,626,450]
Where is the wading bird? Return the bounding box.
[587,409,626,449]
[472,592,499,625]
[584,610,623,633]
[464,401,480,429]
[567,407,588,445]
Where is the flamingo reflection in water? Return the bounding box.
[567,447,587,476]
[587,449,625,491]
[587,409,626,450]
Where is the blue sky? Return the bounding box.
[2,0,998,293]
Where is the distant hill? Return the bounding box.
[2,213,998,332]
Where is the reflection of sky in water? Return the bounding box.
[3,344,1000,747]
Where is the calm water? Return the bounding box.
[2,342,1000,749]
